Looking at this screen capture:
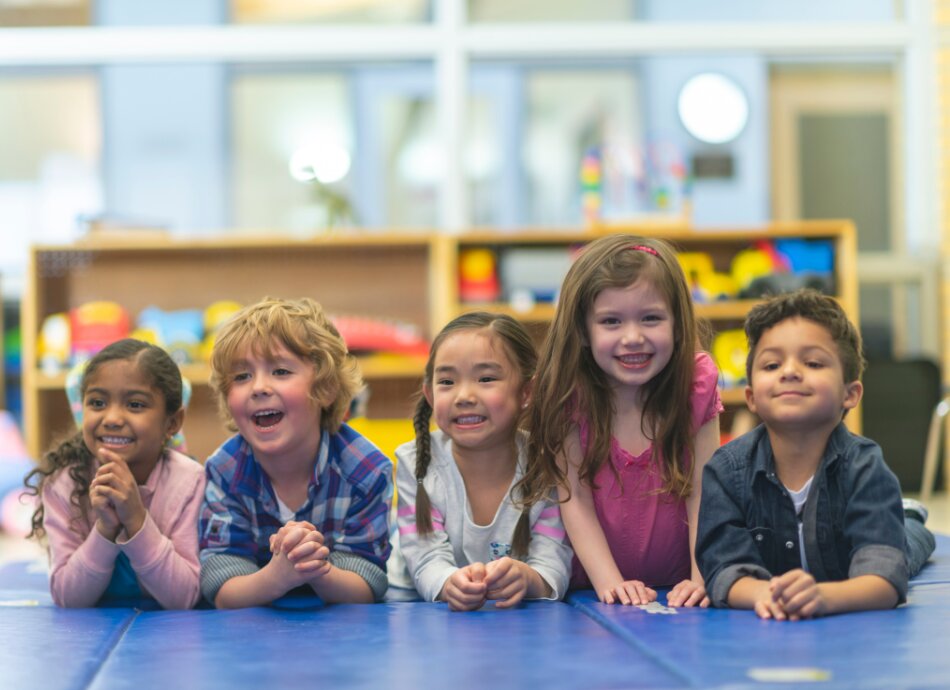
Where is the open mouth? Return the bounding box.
[455,415,486,425]
[253,410,284,428]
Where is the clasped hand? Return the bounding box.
[89,448,147,541]
[267,521,332,588]
[755,569,825,621]
[440,557,531,611]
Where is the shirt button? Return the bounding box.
[785,541,795,549]
[755,534,764,542]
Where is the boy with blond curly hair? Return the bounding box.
[199,297,391,608]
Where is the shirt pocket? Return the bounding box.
[748,526,778,565]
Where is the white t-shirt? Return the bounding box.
[387,429,573,602]
[785,476,815,572]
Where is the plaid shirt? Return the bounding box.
[198,423,392,603]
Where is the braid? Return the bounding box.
[412,394,435,537]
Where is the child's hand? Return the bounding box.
[285,530,331,580]
[440,563,488,611]
[89,479,121,542]
[599,579,657,606]
[769,569,825,620]
[269,520,318,554]
[483,557,530,608]
[666,579,709,608]
[90,449,147,538]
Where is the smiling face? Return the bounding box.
[82,358,182,483]
[225,342,323,468]
[425,330,527,456]
[746,317,862,433]
[586,279,675,402]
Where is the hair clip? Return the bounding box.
[629,244,659,256]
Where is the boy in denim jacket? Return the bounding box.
[697,290,934,619]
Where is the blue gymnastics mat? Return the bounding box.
[0,534,946,690]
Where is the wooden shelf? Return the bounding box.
[22,222,858,460]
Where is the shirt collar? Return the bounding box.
[231,431,330,503]
[750,421,849,482]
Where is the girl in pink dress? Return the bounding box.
[520,234,722,607]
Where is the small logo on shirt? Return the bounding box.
[489,541,512,560]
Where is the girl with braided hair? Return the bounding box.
[386,312,572,610]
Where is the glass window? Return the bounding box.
[379,94,439,227]
[468,0,633,23]
[468,0,897,23]
[231,0,430,24]
[0,0,90,27]
[523,68,644,226]
[0,73,101,294]
[231,72,354,234]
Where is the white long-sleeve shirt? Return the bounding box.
[387,430,572,602]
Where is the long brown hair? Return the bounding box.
[520,234,702,508]
[412,312,537,557]
[24,339,184,541]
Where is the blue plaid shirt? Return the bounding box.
[199,423,392,604]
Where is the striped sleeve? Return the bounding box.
[393,442,460,602]
[525,494,573,600]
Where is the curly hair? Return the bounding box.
[210,296,362,433]
[24,339,183,541]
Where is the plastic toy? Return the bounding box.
[200,300,244,362]
[38,313,70,375]
[330,315,429,357]
[136,307,204,365]
[712,329,748,389]
[459,249,500,303]
[69,302,131,364]
[677,252,738,303]
[580,147,602,225]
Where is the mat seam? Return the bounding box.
[566,598,700,688]
[80,609,141,690]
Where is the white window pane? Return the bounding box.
[232,73,353,233]
[0,74,101,295]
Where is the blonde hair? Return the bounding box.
[412,312,537,558]
[210,297,362,433]
[521,234,704,506]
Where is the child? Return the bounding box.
[387,312,572,611]
[696,289,936,619]
[25,338,204,609]
[520,235,722,607]
[199,297,392,608]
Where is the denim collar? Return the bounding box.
[750,421,850,484]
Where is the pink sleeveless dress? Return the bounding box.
[571,352,722,589]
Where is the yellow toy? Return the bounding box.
[712,329,749,388]
[677,252,738,303]
[38,313,71,375]
[200,300,243,361]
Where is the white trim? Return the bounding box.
[435,0,467,232]
[0,22,912,66]
[0,26,440,65]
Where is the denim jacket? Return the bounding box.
[696,422,909,608]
